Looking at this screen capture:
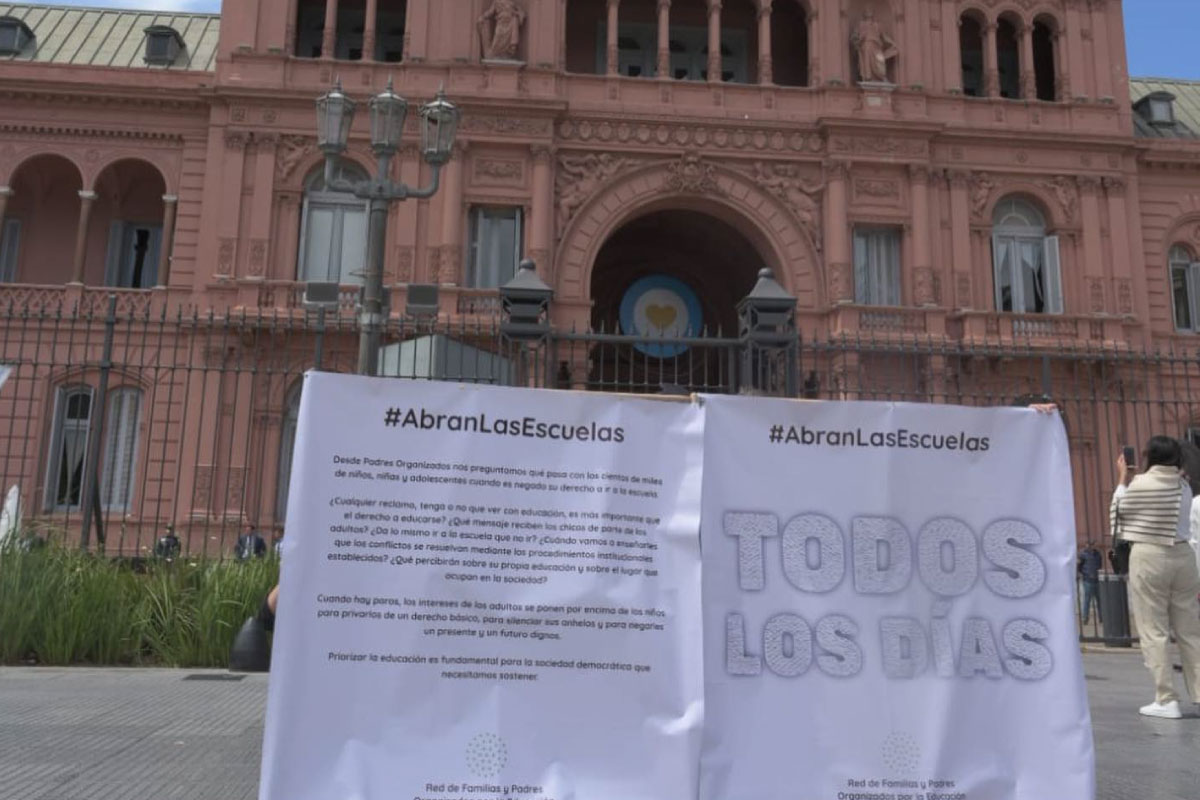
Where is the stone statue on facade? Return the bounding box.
[478,0,526,61]
[851,9,897,84]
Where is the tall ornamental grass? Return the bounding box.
[0,539,278,667]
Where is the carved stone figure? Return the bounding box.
[752,162,823,248]
[556,153,632,236]
[851,9,897,83]
[478,0,526,61]
[968,173,996,220]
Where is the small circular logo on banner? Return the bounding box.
[880,730,921,775]
[466,732,508,778]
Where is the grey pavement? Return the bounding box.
[1,651,1198,800]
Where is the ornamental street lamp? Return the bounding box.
[315,80,460,375]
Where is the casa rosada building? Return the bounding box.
[0,0,1199,549]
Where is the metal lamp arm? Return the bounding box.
[402,162,443,199]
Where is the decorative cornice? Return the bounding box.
[0,123,185,144]
[557,117,823,154]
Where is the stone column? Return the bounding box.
[757,0,772,85]
[657,0,671,79]
[1054,31,1069,100]
[322,0,339,59]
[71,190,98,284]
[363,0,378,60]
[157,195,178,287]
[983,21,998,97]
[1020,22,1036,99]
[707,0,722,84]
[947,171,972,308]
[823,161,851,304]
[1089,1,1113,101]
[606,0,620,76]
[1062,2,1087,99]
[0,186,10,229]
[529,146,555,281]
[437,144,466,284]
[909,166,934,306]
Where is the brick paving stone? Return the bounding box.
[2,653,1198,799]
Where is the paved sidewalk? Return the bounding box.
[2,650,1198,800]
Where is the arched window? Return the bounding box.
[44,383,142,512]
[1170,244,1199,332]
[770,0,809,87]
[1032,18,1057,101]
[276,383,303,522]
[46,385,93,511]
[996,17,1020,99]
[959,14,985,97]
[992,197,1061,314]
[298,161,369,285]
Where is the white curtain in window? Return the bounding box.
[853,228,901,306]
[47,386,93,511]
[100,388,142,510]
[992,233,1061,314]
[1169,245,1199,331]
[991,198,1060,314]
[299,163,370,285]
[469,208,522,289]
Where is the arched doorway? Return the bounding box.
[587,209,767,391]
[91,159,168,288]
[5,154,84,284]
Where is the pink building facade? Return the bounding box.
[0,0,1199,552]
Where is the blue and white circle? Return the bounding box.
[619,275,703,357]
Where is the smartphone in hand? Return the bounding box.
[1122,445,1136,465]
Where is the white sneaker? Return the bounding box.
[1139,700,1183,719]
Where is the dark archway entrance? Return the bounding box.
[586,209,766,392]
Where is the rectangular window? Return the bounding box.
[104,223,162,288]
[299,201,368,285]
[992,234,1062,314]
[0,219,19,282]
[46,386,94,511]
[467,207,523,289]
[852,227,901,306]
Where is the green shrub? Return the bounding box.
[0,538,279,667]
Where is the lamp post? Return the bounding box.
[315,80,460,376]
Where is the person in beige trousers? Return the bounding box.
[1111,435,1200,719]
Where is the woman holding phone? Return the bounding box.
[1111,436,1200,719]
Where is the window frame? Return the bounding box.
[44,385,95,512]
[104,222,163,289]
[852,226,902,306]
[466,206,524,289]
[1170,244,1200,333]
[298,163,370,285]
[991,198,1062,315]
[99,387,143,511]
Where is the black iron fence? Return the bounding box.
[2,281,1198,645]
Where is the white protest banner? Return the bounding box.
[699,397,1093,800]
[260,372,705,800]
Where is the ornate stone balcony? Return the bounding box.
[0,284,159,318]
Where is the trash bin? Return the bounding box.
[1098,573,1132,647]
